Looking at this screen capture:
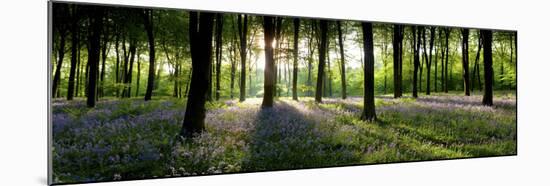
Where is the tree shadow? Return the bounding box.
[241,100,362,172]
[416,95,516,111]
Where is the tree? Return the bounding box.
[122,39,136,97]
[412,26,421,98]
[215,14,224,101]
[262,16,275,108]
[361,22,376,121]
[86,6,104,108]
[52,4,69,98]
[67,5,80,100]
[180,12,215,138]
[143,9,155,101]
[426,27,435,95]
[481,29,493,106]
[471,31,482,91]
[292,18,300,101]
[337,21,347,99]
[461,28,471,96]
[392,24,403,98]
[238,14,248,102]
[443,28,450,93]
[315,20,328,103]
[420,27,427,93]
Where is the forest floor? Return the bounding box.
[51,91,517,183]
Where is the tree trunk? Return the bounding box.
[99,30,108,98]
[52,30,66,98]
[215,14,223,101]
[481,30,493,106]
[143,9,155,101]
[67,10,79,100]
[136,55,141,97]
[125,40,136,97]
[361,22,376,121]
[292,18,300,100]
[238,15,248,102]
[335,21,347,99]
[471,33,482,91]
[444,28,450,93]
[76,39,81,97]
[315,20,328,103]
[326,33,332,97]
[262,16,275,108]
[420,27,427,93]
[426,27,435,95]
[86,6,104,108]
[392,24,403,98]
[461,28,471,96]
[307,20,316,97]
[180,12,215,138]
[412,26,420,98]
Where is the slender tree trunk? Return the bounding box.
[86,6,104,107]
[67,12,79,100]
[136,55,141,97]
[126,40,136,97]
[336,21,347,99]
[52,31,66,98]
[315,20,328,103]
[481,29,493,106]
[215,14,224,101]
[99,27,109,98]
[508,34,515,90]
[412,26,420,98]
[392,24,403,98]
[274,18,283,97]
[361,22,376,121]
[327,35,332,97]
[307,20,316,97]
[238,15,248,102]
[444,28,450,93]
[426,27,435,95]
[262,16,275,108]
[292,18,300,100]
[76,40,81,97]
[461,28,471,96]
[143,9,155,101]
[420,27,427,93]
[180,12,215,138]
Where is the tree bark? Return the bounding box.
[426,27,435,95]
[412,26,420,98]
[52,29,66,98]
[215,14,224,101]
[392,24,403,98]
[67,7,79,100]
[238,15,248,102]
[180,12,215,138]
[86,6,104,108]
[361,22,376,121]
[315,20,328,103]
[262,16,275,108]
[337,21,347,99]
[292,18,300,100]
[461,28,471,96]
[481,29,493,106]
[444,28,450,93]
[143,9,155,101]
[99,25,109,98]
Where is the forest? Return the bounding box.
[50,3,517,184]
